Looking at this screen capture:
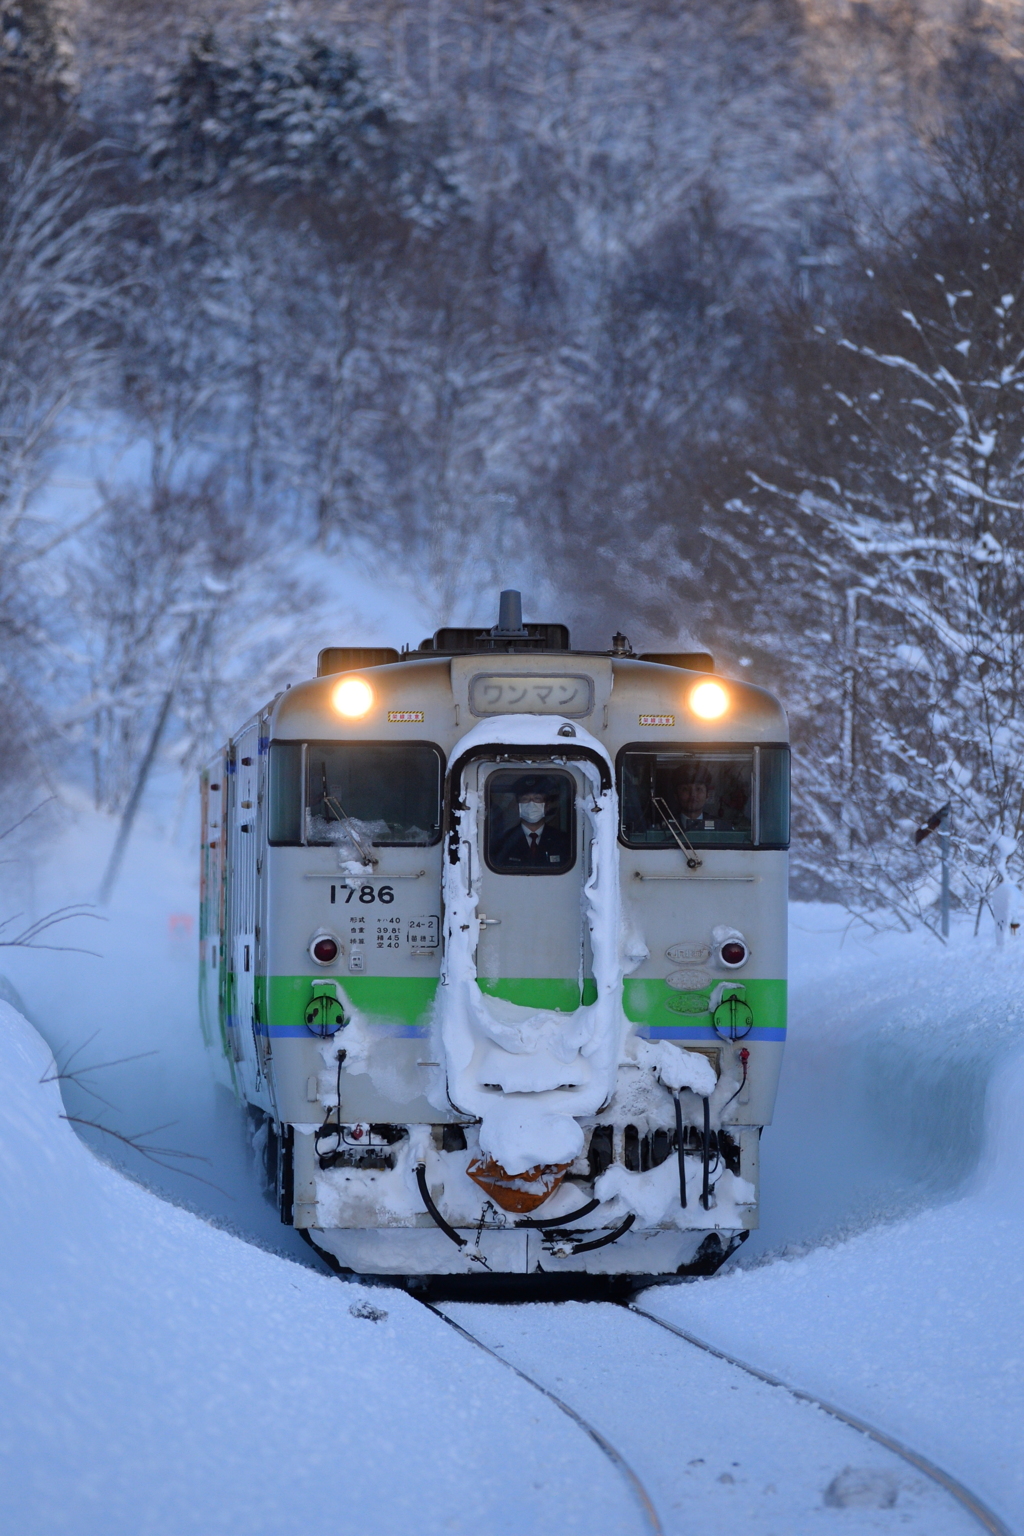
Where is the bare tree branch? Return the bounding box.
[0,904,104,954]
[60,1115,228,1193]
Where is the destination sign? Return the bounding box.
[469,673,594,718]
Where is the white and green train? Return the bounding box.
[200,592,789,1296]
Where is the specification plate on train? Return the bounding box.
[469,673,594,717]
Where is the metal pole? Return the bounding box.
[940,807,950,939]
[841,588,867,852]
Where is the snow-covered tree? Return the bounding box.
[145,24,456,227]
[0,133,124,804]
[726,47,1024,933]
[0,0,75,117]
[61,477,321,816]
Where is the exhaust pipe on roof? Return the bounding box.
[494,589,528,637]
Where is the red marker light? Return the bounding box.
[720,941,747,967]
[312,937,339,964]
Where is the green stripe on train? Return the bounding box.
[477,978,597,1011]
[266,975,595,1029]
[623,976,787,1031]
[268,974,440,1028]
[264,974,786,1032]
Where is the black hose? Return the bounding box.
[720,1047,749,1112]
[517,1198,601,1229]
[673,1092,687,1209]
[571,1212,636,1254]
[701,1097,711,1210]
[415,1163,466,1247]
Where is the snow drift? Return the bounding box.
[648,918,1024,1534]
[0,999,641,1536]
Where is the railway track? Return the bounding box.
[422,1301,662,1536]
[419,1295,1011,1536]
[628,1303,1013,1536]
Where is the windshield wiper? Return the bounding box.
[652,795,702,869]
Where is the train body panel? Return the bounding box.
[200,596,790,1285]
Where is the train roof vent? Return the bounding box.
[418,588,570,654]
[640,651,714,672]
[317,647,400,676]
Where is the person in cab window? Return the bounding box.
[673,767,714,830]
[716,772,752,833]
[492,775,572,869]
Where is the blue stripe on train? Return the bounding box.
[263,1024,430,1039]
[642,1025,787,1041]
[258,1022,780,1041]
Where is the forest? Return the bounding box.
[3,0,1024,931]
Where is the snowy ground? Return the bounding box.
[643,911,1024,1533]
[1,812,1022,1533]
[439,1298,981,1535]
[0,794,319,1268]
[0,997,643,1536]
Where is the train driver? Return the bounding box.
[672,764,751,833]
[491,774,573,869]
[673,766,714,830]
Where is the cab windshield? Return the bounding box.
[268,741,443,847]
[618,744,789,849]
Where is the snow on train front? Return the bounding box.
[199,592,790,1289]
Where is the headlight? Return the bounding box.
[689,680,728,719]
[332,676,374,717]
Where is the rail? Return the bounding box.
[421,1301,663,1536]
[628,1304,1013,1536]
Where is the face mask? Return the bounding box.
[519,799,546,824]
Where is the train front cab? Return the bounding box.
[203,629,790,1292]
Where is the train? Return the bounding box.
[199,591,789,1295]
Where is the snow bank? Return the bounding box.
[0,999,642,1536]
[976,1039,1024,1209]
[647,912,1024,1532]
[748,903,1024,1258]
[0,800,317,1263]
[648,1148,1024,1529]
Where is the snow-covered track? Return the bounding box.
[434,1297,989,1534]
[628,1303,1013,1536]
[420,1300,663,1536]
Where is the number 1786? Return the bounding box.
[346,884,394,904]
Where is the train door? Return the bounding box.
[470,759,591,1013]
[199,752,228,1062]
[228,722,260,1080]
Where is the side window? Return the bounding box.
[484,769,577,875]
[268,742,302,844]
[759,747,790,846]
